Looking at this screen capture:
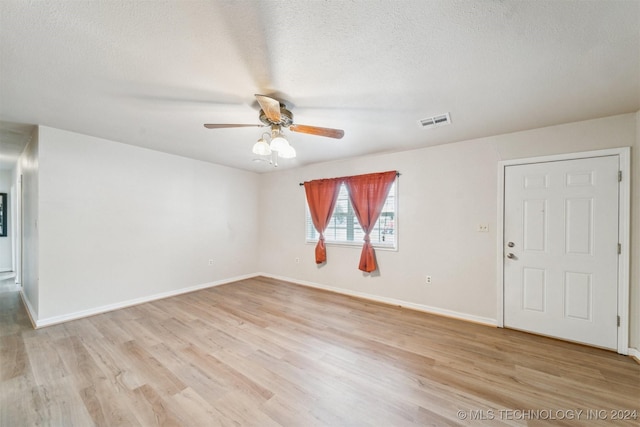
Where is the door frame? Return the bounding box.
[496,147,630,354]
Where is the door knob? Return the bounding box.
[508,242,515,247]
[507,253,515,259]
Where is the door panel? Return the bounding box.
[565,197,593,254]
[523,199,547,251]
[504,156,619,350]
[564,271,592,321]
[523,267,546,312]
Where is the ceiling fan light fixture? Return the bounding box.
[203,94,344,167]
[252,134,272,156]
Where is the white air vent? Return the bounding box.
[418,113,451,129]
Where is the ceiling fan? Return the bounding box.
[203,94,344,161]
[204,94,344,138]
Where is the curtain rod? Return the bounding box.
[298,171,400,186]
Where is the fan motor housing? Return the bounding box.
[259,106,293,127]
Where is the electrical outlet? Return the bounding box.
[425,275,432,284]
[477,224,489,232]
[295,257,300,264]
[208,259,214,266]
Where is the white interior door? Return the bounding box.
[503,156,619,350]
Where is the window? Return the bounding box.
[306,181,397,249]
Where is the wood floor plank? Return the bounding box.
[121,340,187,397]
[0,373,46,426]
[81,330,146,392]
[0,333,27,381]
[1,278,639,426]
[150,343,229,402]
[132,383,184,427]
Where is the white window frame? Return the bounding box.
[305,180,398,251]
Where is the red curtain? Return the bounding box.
[304,178,343,264]
[345,171,397,272]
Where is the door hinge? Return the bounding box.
[617,315,621,327]
[618,171,622,182]
[618,243,622,254]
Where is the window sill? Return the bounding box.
[305,240,398,252]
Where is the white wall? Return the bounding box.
[0,169,12,270]
[258,113,640,348]
[258,139,500,324]
[34,126,260,321]
[11,162,22,285]
[19,129,39,313]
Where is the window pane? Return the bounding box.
[306,181,396,249]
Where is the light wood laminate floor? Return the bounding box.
[1,277,639,426]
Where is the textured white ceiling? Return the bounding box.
[1,0,638,172]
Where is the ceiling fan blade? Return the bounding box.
[289,124,344,139]
[255,94,282,123]
[204,124,264,129]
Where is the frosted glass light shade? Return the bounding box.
[252,138,271,155]
[269,135,289,152]
[278,143,296,159]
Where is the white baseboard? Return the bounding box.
[31,273,260,328]
[20,272,510,329]
[18,271,633,355]
[20,291,38,329]
[258,273,497,327]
